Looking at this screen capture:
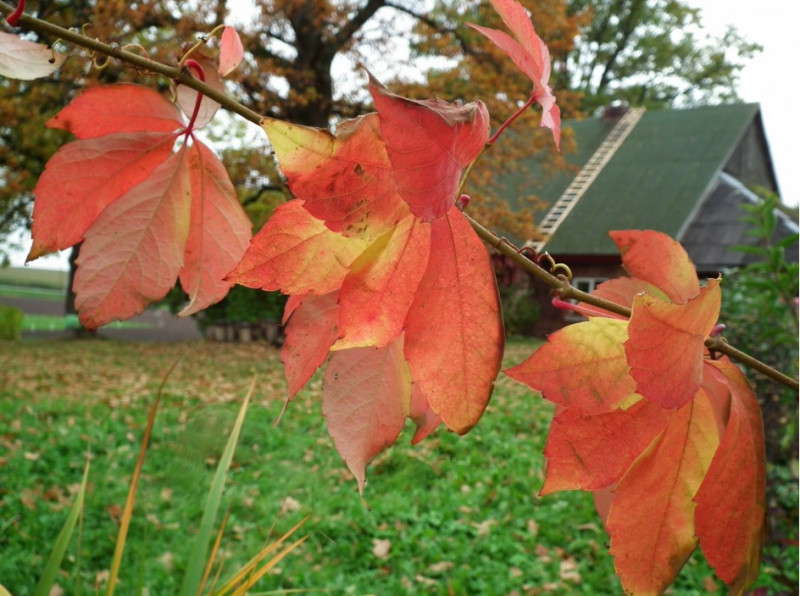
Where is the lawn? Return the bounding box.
[0,339,795,595]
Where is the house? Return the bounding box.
[497,103,798,336]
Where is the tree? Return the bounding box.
[560,0,762,114]
[1,0,797,593]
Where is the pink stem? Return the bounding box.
[183,59,206,137]
[488,91,537,145]
[6,0,25,26]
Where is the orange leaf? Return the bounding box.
[370,76,489,221]
[322,336,411,494]
[262,114,407,238]
[74,149,192,329]
[403,207,503,433]
[610,230,700,304]
[540,399,671,495]
[282,292,340,399]
[506,318,635,414]
[228,199,368,295]
[625,280,721,409]
[179,141,252,316]
[695,359,766,595]
[606,388,720,595]
[334,214,431,350]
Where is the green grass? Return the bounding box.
[0,285,65,301]
[0,267,67,291]
[20,314,152,332]
[0,340,795,595]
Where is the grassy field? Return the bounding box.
[0,339,795,595]
[0,267,67,290]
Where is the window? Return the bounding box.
[564,277,607,321]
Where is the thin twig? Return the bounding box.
[0,1,265,126]
[2,0,797,392]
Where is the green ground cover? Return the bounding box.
[0,285,65,301]
[19,314,151,332]
[0,268,67,291]
[0,339,795,594]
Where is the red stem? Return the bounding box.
[183,59,206,138]
[488,91,536,145]
[6,0,24,26]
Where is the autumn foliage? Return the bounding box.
[2,0,776,593]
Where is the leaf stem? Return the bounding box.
[5,0,23,26]
[0,1,265,126]
[488,91,536,145]
[2,0,796,393]
[182,58,205,137]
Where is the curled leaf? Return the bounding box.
[370,75,490,221]
[0,31,65,80]
[218,26,244,76]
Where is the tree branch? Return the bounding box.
[465,214,800,392]
[2,0,796,392]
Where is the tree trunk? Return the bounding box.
[65,243,95,337]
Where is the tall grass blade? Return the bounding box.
[32,458,90,596]
[229,536,309,596]
[198,509,231,595]
[179,377,255,596]
[106,356,182,596]
[213,516,309,596]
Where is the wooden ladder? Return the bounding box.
[528,107,646,253]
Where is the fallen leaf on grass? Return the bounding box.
[372,538,391,559]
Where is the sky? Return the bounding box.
[686,0,799,207]
[7,0,798,271]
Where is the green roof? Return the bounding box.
[510,103,761,254]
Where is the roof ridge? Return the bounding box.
[529,107,646,251]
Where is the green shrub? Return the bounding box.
[0,304,23,339]
[500,286,540,337]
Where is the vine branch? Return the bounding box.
[3,1,797,392]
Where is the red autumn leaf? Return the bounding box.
[47,84,184,138]
[403,206,504,434]
[73,149,192,328]
[334,214,431,350]
[322,336,412,494]
[262,114,407,238]
[694,359,766,594]
[218,26,244,77]
[467,0,560,147]
[179,141,251,316]
[625,280,721,409]
[228,199,368,295]
[610,230,700,304]
[282,291,340,400]
[28,131,179,259]
[0,31,66,80]
[29,83,251,327]
[369,75,490,221]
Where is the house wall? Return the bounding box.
[723,116,779,193]
[495,254,625,338]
